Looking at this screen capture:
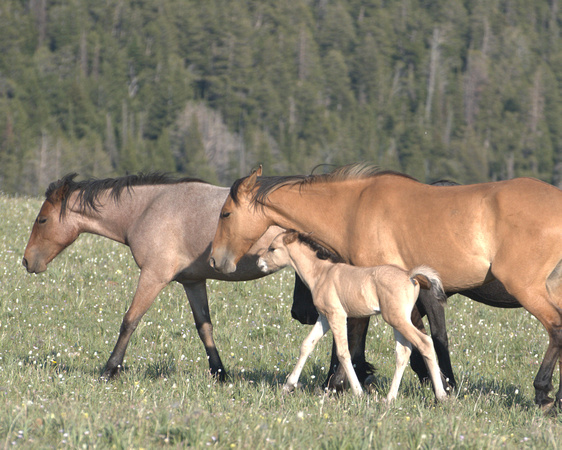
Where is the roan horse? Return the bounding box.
[210,164,562,408]
[22,173,287,380]
[257,230,448,402]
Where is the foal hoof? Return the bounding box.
[282,382,302,394]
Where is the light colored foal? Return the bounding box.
[257,230,448,402]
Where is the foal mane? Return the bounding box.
[295,232,345,264]
[230,163,417,206]
[46,172,207,217]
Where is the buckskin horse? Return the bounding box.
[290,179,521,390]
[257,230,448,402]
[210,164,562,408]
[22,173,289,381]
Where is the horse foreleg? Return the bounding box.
[291,274,319,325]
[101,271,167,381]
[416,289,456,389]
[183,281,226,381]
[285,315,330,393]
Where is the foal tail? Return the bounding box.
[409,265,448,304]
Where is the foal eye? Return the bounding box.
[37,217,47,224]
[220,211,231,219]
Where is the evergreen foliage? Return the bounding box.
[0,0,560,194]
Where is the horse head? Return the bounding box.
[210,166,271,274]
[23,175,80,273]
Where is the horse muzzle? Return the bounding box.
[22,255,47,274]
[209,249,237,274]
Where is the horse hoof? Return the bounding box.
[100,366,120,382]
[211,368,227,382]
[539,398,556,414]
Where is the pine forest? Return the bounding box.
[0,0,561,195]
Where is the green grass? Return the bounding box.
[1,193,561,449]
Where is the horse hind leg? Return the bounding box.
[501,281,562,407]
[499,261,562,407]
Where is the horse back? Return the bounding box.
[346,176,562,291]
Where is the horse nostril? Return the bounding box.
[22,257,28,269]
[209,257,216,269]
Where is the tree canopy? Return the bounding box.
[1,0,561,194]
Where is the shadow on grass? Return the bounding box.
[455,375,537,409]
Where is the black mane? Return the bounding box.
[46,172,207,217]
[230,163,417,206]
[295,232,344,264]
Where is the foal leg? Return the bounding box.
[389,319,448,402]
[285,315,331,392]
[328,313,364,396]
[101,270,168,380]
[325,317,371,391]
[183,281,226,381]
[386,329,413,402]
[416,289,456,389]
[408,304,431,385]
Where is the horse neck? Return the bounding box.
[285,242,333,293]
[264,182,357,260]
[66,188,152,244]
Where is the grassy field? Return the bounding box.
[1,193,561,449]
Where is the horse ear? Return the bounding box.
[240,169,260,192]
[50,184,69,204]
[255,165,263,177]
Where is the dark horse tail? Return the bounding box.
[409,265,447,304]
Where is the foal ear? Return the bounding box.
[283,230,299,245]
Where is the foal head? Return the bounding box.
[23,175,81,273]
[257,230,342,274]
[257,231,299,273]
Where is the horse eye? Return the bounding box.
[220,211,231,219]
[37,217,47,224]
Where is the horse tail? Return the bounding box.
[409,265,447,305]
